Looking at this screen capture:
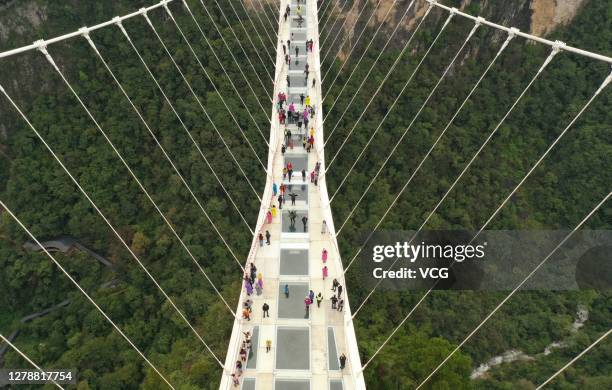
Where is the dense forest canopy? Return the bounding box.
[0,0,610,389]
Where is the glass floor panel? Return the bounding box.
[327,327,340,370]
[278,282,310,319]
[289,73,308,87]
[289,56,308,71]
[284,155,309,176]
[290,18,307,28]
[246,326,259,369]
[280,249,309,275]
[292,30,307,41]
[276,379,309,390]
[276,327,310,370]
[281,210,309,233]
[242,378,256,390]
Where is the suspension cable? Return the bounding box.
[239,0,275,60]
[226,0,275,64]
[349,45,563,315]
[536,328,612,389]
[37,41,239,314]
[322,0,380,84]
[84,29,254,246]
[413,191,611,388]
[178,1,272,137]
[334,11,461,235]
[322,0,386,92]
[253,0,277,33]
[355,71,610,355]
[263,0,282,31]
[345,42,562,316]
[1,0,609,65]
[175,1,271,123]
[319,0,365,68]
[212,0,273,81]
[136,15,256,234]
[0,87,225,368]
[319,0,348,45]
[197,0,273,113]
[264,0,281,22]
[242,0,276,49]
[322,0,402,118]
[471,69,612,240]
[323,0,418,147]
[323,0,348,33]
[0,333,65,389]
[362,191,610,375]
[323,1,432,148]
[119,18,262,203]
[330,18,515,203]
[318,0,340,34]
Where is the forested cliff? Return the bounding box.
[1,0,610,389]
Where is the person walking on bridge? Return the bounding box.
[332,278,339,292]
[304,295,312,314]
[289,210,297,228]
[301,216,308,232]
[288,192,299,205]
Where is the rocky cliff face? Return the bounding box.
[529,0,588,36]
[324,0,590,57]
[0,0,47,41]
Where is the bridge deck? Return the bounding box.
[220,1,365,389]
